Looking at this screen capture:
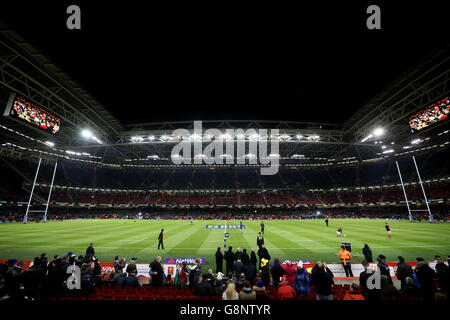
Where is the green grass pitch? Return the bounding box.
[0,219,449,271]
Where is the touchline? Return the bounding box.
[170,121,279,175]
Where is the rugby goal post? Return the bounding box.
[395,156,434,223]
[23,157,58,224]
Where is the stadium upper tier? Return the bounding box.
[1,147,448,191]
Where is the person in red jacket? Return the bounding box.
[284,261,297,286]
[277,278,296,300]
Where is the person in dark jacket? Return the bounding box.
[189,259,202,288]
[260,258,271,287]
[215,247,223,273]
[293,261,310,297]
[125,272,140,287]
[22,258,44,300]
[256,233,264,248]
[194,274,214,299]
[224,247,235,276]
[359,259,380,301]
[310,261,334,300]
[257,245,271,269]
[377,255,392,284]
[114,256,126,273]
[39,253,48,274]
[362,243,373,262]
[241,249,250,265]
[415,260,436,301]
[149,256,164,287]
[396,256,413,289]
[435,255,450,296]
[250,249,257,267]
[115,272,127,286]
[126,257,138,275]
[243,261,257,285]
[85,243,95,258]
[232,259,244,279]
[270,258,285,288]
[235,248,243,262]
[158,229,164,250]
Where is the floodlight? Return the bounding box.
[81,129,93,139]
[44,141,55,147]
[373,127,384,137]
[411,139,421,145]
[382,149,394,154]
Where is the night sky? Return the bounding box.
[0,1,448,125]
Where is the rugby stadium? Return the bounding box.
[0,3,449,305]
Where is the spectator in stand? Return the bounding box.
[211,278,223,296]
[149,256,164,287]
[39,253,48,273]
[271,258,285,288]
[400,277,420,297]
[260,258,271,287]
[85,243,95,258]
[224,246,235,276]
[293,261,310,297]
[75,255,84,268]
[257,245,271,268]
[5,260,24,300]
[236,273,246,289]
[222,282,239,300]
[362,243,373,262]
[125,272,140,287]
[415,259,436,301]
[114,256,126,273]
[343,283,365,300]
[284,260,296,286]
[277,277,296,300]
[115,272,127,286]
[22,257,44,300]
[164,274,174,286]
[435,255,450,297]
[194,274,213,299]
[233,259,244,280]
[253,280,270,300]
[175,262,189,288]
[243,260,257,285]
[126,257,138,275]
[380,275,400,300]
[81,257,93,278]
[189,258,202,288]
[311,261,334,300]
[215,247,223,273]
[241,249,250,265]
[396,256,413,290]
[235,248,243,261]
[250,248,257,267]
[239,280,256,300]
[377,255,392,284]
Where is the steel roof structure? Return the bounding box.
[0,21,449,168]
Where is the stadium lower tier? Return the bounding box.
[1,205,449,222]
[1,181,449,207]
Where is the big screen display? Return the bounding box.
[409,97,449,133]
[4,93,61,134]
